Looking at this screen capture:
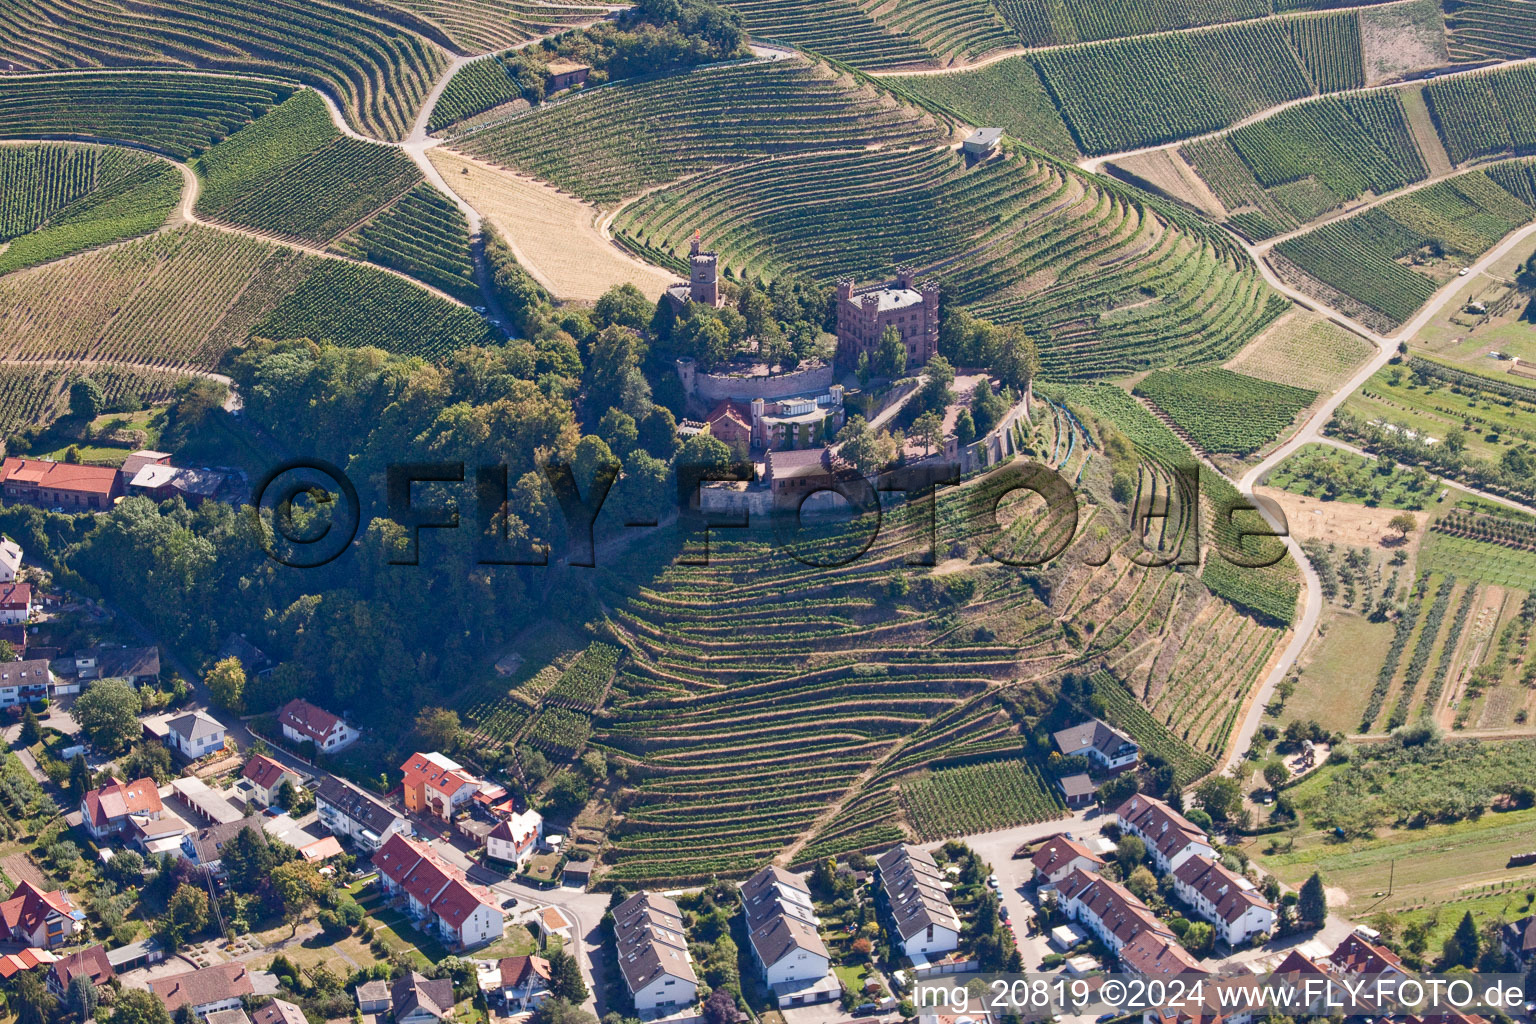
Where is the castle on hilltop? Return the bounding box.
[834,269,940,369]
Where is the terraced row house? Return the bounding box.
[612,891,699,1019]
[874,845,961,959]
[741,866,836,1005]
[1116,795,1275,946]
[374,833,505,948]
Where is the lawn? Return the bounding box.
[355,885,445,965]
[1286,611,1397,733]
[834,962,876,997]
[471,923,540,959]
[520,852,562,885]
[1254,805,1536,919]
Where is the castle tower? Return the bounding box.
[689,229,722,308]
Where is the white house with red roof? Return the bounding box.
[278,698,358,753]
[0,581,33,626]
[0,537,22,583]
[1171,855,1275,946]
[239,754,302,808]
[400,751,485,821]
[486,808,543,868]
[1030,836,1106,886]
[80,777,165,841]
[1116,794,1216,874]
[373,833,505,948]
[0,881,86,949]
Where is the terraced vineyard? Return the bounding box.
[0,74,293,158]
[1443,0,1536,61]
[197,92,423,244]
[1271,168,1536,331]
[1090,670,1218,786]
[0,362,193,438]
[1030,21,1320,155]
[377,0,610,53]
[884,59,1080,159]
[614,146,1285,380]
[429,57,528,132]
[708,0,975,68]
[900,759,1063,840]
[0,145,183,274]
[254,260,495,357]
[0,0,448,141]
[1424,62,1536,165]
[1283,10,1363,91]
[452,58,950,204]
[1181,90,1428,238]
[1134,367,1317,455]
[0,226,301,370]
[332,185,479,304]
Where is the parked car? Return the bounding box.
[502,897,519,909]
[852,1004,879,1017]
[999,907,1009,921]
[987,874,1000,889]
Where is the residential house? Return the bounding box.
[1052,718,1139,773]
[1118,928,1205,978]
[1057,774,1096,809]
[1054,868,1173,956]
[45,944,113,997]
[356,980,393,1014]
[875,845,961,958]
[0,948,55,980]
[1500,915,1536,969]
[485,955,553,1012]
[1328,930,1407,977]
[0,658,51,708]
[184,818,267,876]
[373,833,505,948]
[0,458,122,511]
[1030,836,1106,886]
[80,777,164,840]
[401,751,485,820]
[164,709,227,759]
[315,774,409,851]
[741,866,834,1003]
[612,892,698,1019]
[250,1000,307,1024]
[120,451,171,480]
[149,963,254,1018]
[0,537,21,582]
[73,644,160,685]
[278,698,359,753]
[239,753,301,808]
[126,463,226,506]
[205,1009,252,1024]
[0,881,86,948]
[1116,795,1216,874]
[393,972,456,1024]
[0,582,31,625]
[1171,856,1275,947]
[485,809,543,869]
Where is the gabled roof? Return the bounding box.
[0,659,49,689]
[251,998,307,1024]
[1056,868,1172,947]
[96,645,160,679]
[149,963,253,1012]
[765,446,835,481]
[1116,795,1212,864]
[1031,836,1105,876]
[497,955,552,989]
[1119,928,1204,977]
[48,944,112,989]
[278,698,347,744]
[1173,855,1273,925]
[0,538,21,576]
[0,458,118,498]
[1502,915,1536,957]
[1057,773,1096,800]
[189,819,265,866]
[241,754,296,792]
[612,892,697,993]
[373,834,498,927]
[1329,932,1405,975]
[401,751,480,797]
[1053,718,1137,760]
[82,776,163,827]
[0,881,82,934]
[315,774,404,836]
[392,972,454,1021]
[0,582,31,609]
[877,844,959,940]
